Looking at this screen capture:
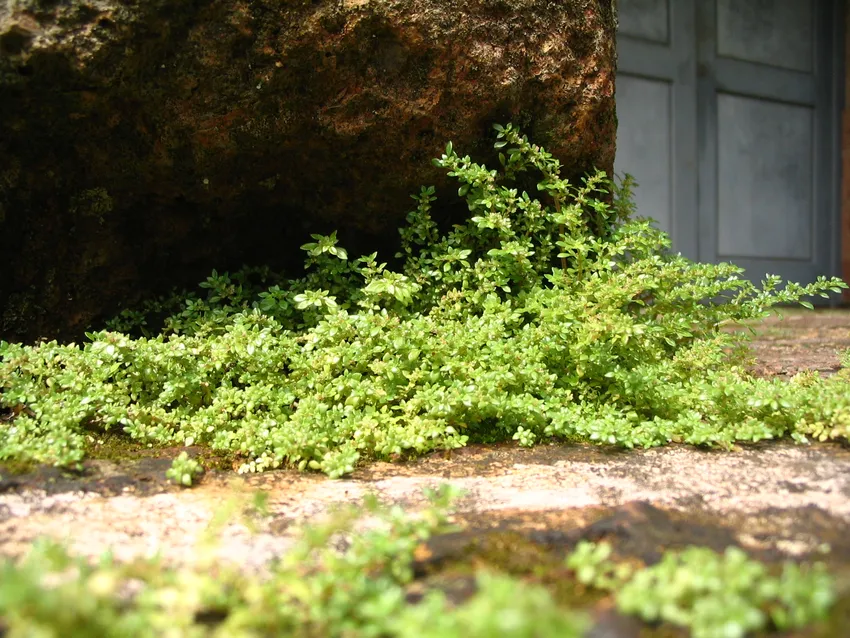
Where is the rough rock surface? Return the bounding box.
[0,0,617,341]
[2,442,850,573]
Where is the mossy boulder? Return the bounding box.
[0,0,616,341]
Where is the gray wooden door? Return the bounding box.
[615,0,843,287]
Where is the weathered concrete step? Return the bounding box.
[2,442,849,573]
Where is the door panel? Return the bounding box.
[615,1,698,257]
[716,0,814,72]
[615,76,673,232]
[716,95,814,260]
[618,0,670,44]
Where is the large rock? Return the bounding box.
[0,0,617,342]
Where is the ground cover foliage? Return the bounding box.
[1,124,848,477]
[0,487,837,637]
[567,539,834,638]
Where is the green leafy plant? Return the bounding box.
[0,489,836,637]
[0,485,584,638]
[165,451,203,487]
[567,540,835,638]
[1,124,847,476]
[565,538,634,589]
[391,570,588,638]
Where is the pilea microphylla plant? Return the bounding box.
[566,540,835,638]
[166,451,204,487]
[1,124,848,477]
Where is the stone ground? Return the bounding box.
[2,308,850,635]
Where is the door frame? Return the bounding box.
[616,1,700,259]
